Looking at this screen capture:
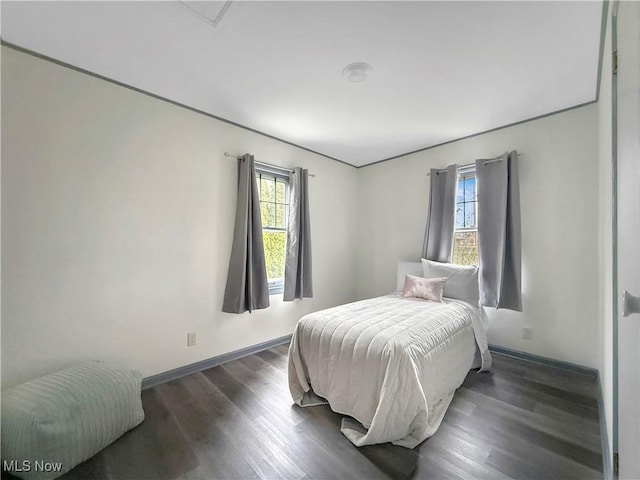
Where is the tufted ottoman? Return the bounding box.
[1,361,145,479]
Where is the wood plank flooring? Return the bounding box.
[4,346,603,480]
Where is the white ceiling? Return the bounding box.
[1,1,603,167]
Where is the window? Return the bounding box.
[256,166,290,294]
[453,166,478,265]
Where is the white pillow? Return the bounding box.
[421,258,479,305]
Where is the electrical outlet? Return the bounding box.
[522,327,533,340]
[187,332,197,347]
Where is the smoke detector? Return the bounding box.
[342,62,373,83]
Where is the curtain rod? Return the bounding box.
[426,152,522,176]
[224,152,316,177]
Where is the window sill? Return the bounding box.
[268,282,284,296]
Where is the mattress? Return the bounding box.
[288,293,491,448]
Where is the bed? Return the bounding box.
[288,261,491,448]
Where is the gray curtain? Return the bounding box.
[222,154,270,313]
[476,151,522,311]
[422,164,458,262]
[284,167,313,301]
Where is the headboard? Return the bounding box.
[396,261,423,291]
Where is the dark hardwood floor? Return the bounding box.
[6,345,604,480]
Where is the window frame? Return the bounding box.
[255,164,291,295]
[453,165,479,266]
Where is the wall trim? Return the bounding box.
[610,4,620,472]
[141,334,292,390]
[360,100,597,168]
[488,344,597,377]
[2,15,606,171]
[358,1,609,169]
[597,372,613,480]
[0,40,353,169]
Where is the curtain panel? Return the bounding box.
[422,164,458,262]
[475,151,522,311]
[222,154,270,313]
[284,167,313,301]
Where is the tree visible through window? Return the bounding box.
[453,167,478,265]
[257,168,289,294]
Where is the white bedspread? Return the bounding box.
[288,294,491,448]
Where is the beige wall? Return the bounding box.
[357,104,601,369]
[1,47,359,388]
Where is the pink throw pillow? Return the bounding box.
[402,274,447,302]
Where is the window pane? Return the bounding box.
[464,201,475,228]
[276,180,286,203]
[457,179,465,202]
[275,204,287,229]
[256,168,290,283]
[453,169,477,265]
[260,177,275,202]
[453,231,478,266]
[455,204,465,229]
[263,230,286,280]
[261,201,275,228]
[464,177,476,201]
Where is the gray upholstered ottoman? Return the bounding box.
[1,361,145,479]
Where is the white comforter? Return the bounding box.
[288,294,491,448]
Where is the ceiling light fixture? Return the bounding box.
[342,62,373,83]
